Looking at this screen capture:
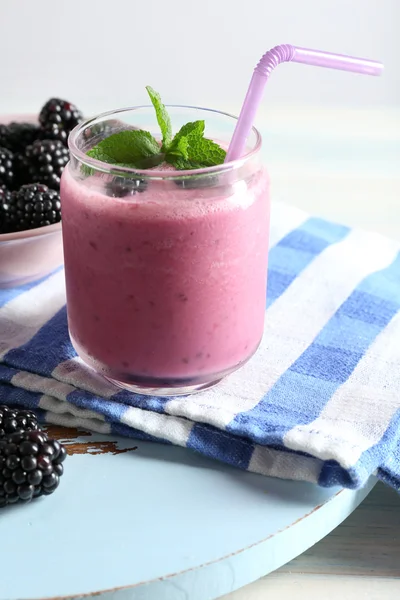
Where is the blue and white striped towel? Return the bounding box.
[1,202,400,490]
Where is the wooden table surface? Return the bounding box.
[224,483,400,599]
[222,107,400,599]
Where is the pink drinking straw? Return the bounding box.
[225,44,384,162]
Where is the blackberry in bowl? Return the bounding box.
[2,184,61,233]
[0,191,63,288]
[0,98,83,288]
[0,181,63,288]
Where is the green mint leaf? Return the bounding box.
[146,86,172,150]
[166,121,225,168]
[87,130,160,167]
[187,137,226,167]
[168,135,226,170]
[84,87,226,173]
[166,120,205,161]
[169,120,205,148]
[167,135,189,160]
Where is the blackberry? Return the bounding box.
[0,429,66,507]
[3,184,61,233]
[0,186,12,233]
[13,152,31,188]
[39,122,69,145]
[24,139,69,189]
[0,406,39,437]
[105,176,148,198]
[0,147,15,189]
[0,122,41,153]
[173,173,218,190]
[39,98,83,143]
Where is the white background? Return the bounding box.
[0,0,398,117]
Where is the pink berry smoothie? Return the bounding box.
[61,160,270,392]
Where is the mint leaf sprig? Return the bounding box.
[145,86,172,151]
[86,86,226,171]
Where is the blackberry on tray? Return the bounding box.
[24,139,69,190]
[0,406,38,437]
[2,184,61,232]
[0,427,66,507]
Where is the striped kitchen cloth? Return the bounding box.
[1,201,400,490]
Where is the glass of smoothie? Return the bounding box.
[61,105,270,395]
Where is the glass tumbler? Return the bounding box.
[61,106,270,395]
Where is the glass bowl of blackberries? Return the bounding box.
[0,98,83,287]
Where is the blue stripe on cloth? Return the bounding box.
[65,389,128,422]
[0,267,63,309]
[187,423,255,470]
[316,314,383,354]
[112,390,170,414]
[0,382,43,410]
[65,390,172,430]
[227,251,400,446]
[342,407,400,491]
[266,271,296,306]
[337,289,399,327]
[111,422,172,444]
[0,365,18,384]
[358,253,400,304]
[316,460,356,489]
[318,406,400,489]
[33,407,48,424]
[267,217,350,307]
[290,345,363,383]
[4,307,76,376]
[377,470,399,491]
[288,217,350,245]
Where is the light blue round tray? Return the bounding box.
[0,428,375,600]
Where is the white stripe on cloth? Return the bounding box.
[11,371,106,424]
[11,369,108,427]
[248,445,323,483]
[12,370,78,402]
[284,310,400,469]
[40,394,106,423]
[41,405,111,434]
[164,230,400,429]
[11,371,108,426]
[121,406,193,446]
[0,269,66,359]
